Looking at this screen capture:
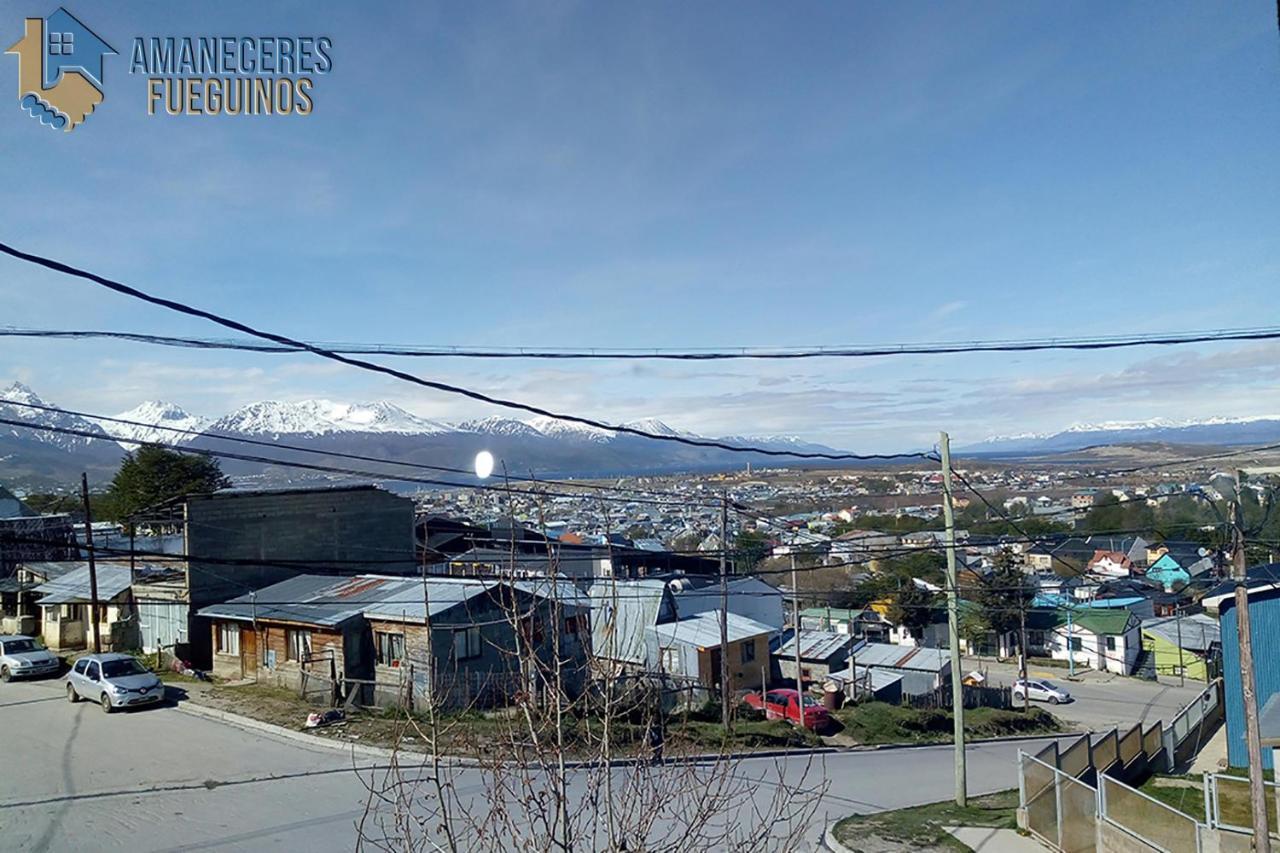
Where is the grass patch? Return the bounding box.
[1138,775,1204,820]
[832,789,1019,851]
[832,702,1061,746]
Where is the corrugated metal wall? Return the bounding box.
[1221,592,1280,770]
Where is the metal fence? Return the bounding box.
[1205,773,1280,839]
[1099,774,1202,852]
[899,682,1012,710]
[1163,679,1223,766]
[1019,750,1098,853]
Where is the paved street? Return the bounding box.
[966,656,1208,732]
[0,677,1069,851]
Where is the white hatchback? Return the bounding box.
[1013,678,1071,705]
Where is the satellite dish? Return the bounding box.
[474,450,495,480]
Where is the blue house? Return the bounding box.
[1204,573,1280,770]
[1146,554,1192,591]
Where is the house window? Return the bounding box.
[286,629,312,661]
[375,631,405,666]
[1105,636,1116,651]
[48,32,74,55]
[217,623,240,656]
[741,641,756,665]
[518,617,544,647]
[453,626,481,662]
[661,646,680,672]
[564,614,587,635]
[1069,637,1083,652]
[60,603,84,621]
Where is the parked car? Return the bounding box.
[0,634,60,681]
[65,653,165,713]
[743,688,831,730]
[1013,678,1071,705]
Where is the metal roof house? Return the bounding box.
[771,628,863,686]
[31,562,136,652]
[646,610,774,699]
[199,573,592,708]
[852,642,951,696]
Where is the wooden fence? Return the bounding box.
[900,682,1013,711]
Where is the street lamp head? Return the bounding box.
[474,450,495,480]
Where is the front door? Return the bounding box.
[241,626,257,679]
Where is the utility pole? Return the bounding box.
[1232,469,1270,853]
[939,432,967,807]
[79,473,102,655]
[719,493,731,730]
[1174,605,1185,688]
[791,544,803,704]
[1019,599,1029,712]
[1067,607,1075,678]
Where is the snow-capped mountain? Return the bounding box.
[206,400,454,437]
[0,383,849,487]
[100,401,209,447]
[523,415,617,443]
[0,382,116,451]
[0,383,124,486]
[457,416,543,438]
[963,415,1280,456]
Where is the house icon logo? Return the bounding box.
[6,7,114,132]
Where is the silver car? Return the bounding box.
[0,634,60,681]
[1013,678,1071,705]
[66,653,165,713]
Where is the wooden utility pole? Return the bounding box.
[791,546,803,703]
[719,493,731,729]
[939,432,967,807]
[1019,600,1029,713]
[79,473,102,655]
[1232,469,1270,853]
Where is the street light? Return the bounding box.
[474,450,495,480]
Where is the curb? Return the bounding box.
[823,823,856,853]
[175,700,1083,767]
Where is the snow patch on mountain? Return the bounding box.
[522,415,616,443]
[458,416,543,438]
[207,400,455,437]
[0,382,116,450]
[101,401,209,447]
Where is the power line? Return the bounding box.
[5,323,1280,360]
[0,241,925,462]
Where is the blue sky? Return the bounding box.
[1,1,1278,451]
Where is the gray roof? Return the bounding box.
[773,629,858,662]
[651,611,774,650]
[1141,614,1220,651]
[827,665,904,693]
[361,577,498,623]
[22,561,90,581]
[853,642,950,673]
[199,574,426,627]
[34,563,132,605]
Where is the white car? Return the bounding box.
[66,653,165,713]
[0,634,60,681]
[1013,678,1071,705]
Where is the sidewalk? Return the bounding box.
[945,826,1044,852]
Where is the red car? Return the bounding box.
[744,688,830,730]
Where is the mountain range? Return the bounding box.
[960,416,1280,456]
[0,382,839,489]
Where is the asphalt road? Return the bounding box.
[967,657,1208,732]
[0,677,1068,852]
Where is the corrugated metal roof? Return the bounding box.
[651,610,774,650]
[773,629,857,661]
[34,564,132,605]
[360,577,497,623]
[199,574,426,627]
[827,665,904,692]
[22,561,90,580]
[853,642,950,672]
[1141,614,1219,651]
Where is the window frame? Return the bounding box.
[286,628,313,662]
[740,639,756,665]
[453,626,482,662]
[660,646,680,673]
[375,630,405,667]
[217,622,240,656]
